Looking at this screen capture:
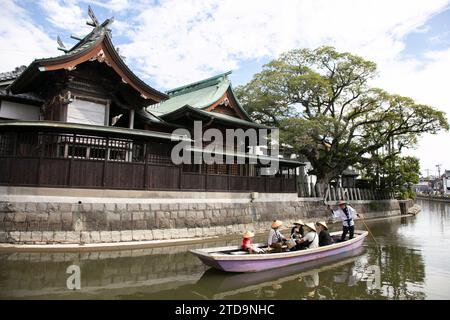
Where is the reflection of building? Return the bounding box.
[0,10,301,193]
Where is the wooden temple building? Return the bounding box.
[0,14,301,194]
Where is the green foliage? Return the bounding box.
[359,155,420,200]
[236,46,449,191]
[399,189,417,200]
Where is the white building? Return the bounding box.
[442,170,450,194]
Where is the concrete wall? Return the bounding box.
[0,188,401,244]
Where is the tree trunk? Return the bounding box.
[315,177,330,199]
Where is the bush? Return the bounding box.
[398,189,416,200]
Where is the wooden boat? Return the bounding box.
[194,247,364,299]
[190,230,368,272]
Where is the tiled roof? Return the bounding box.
[0,120,191,142]
[35,19,111,65]
[0,86,43,104]
[0,66,26,82]
[158,104,270,129]
[153,74,231,115]
[8,18,167,101]
[153,71,253,123]
[166,71,232,96]
[0,66,43,104]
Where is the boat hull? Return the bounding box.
[191,231,368,272]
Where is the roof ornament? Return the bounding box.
[86,6,114,38]
[70,35,83,41]
[87,5,100,27]
[104,17,115,38]
[222,97,230,107]
[56,36,69,53]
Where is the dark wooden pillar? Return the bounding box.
[8,133,18,184]
[144,143,149,190]
[36,134,43,185]
[102,137,109,187]
[67,133,76,186]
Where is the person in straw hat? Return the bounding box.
[327,200,360,241]
[291,222,319,250]
[315,221,334,247]
[291,219,305,240]
[267,220,287,251]
[242,231,264,254]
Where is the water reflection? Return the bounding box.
[1,199,448,299]
[194,248,365,299]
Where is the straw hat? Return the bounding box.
[293,219,305,226]
[316,221,328,230]
[338,200,347,205]
[304,222,317,232]
[243,230,255,238]
[271,220,283,228]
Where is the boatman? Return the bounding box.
[327,200,360,241]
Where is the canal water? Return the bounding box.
[0,199,449,300]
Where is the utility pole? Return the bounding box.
[425,169,430,179]
[436,164,442,178]
[436,164,442,194]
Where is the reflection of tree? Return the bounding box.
[379,245,426,300]
[221,243,427,300]
[321,245,426,300]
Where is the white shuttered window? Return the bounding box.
[67,98,106,126]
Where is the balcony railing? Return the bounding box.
[0,130,297,193]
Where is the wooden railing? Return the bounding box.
[323,186,394,201]
[297,180,394,200]
[0,131,297,193]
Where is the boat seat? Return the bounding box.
[228,251,249,255]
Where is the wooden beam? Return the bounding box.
[129,109,135,129]
[105,100,110,126]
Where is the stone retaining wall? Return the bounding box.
[416,195,450,203]
[0,199,401,244]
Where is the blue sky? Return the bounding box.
[1,0,450,173]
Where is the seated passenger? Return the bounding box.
[315,221,334,247]
[242,230,263,253]
[291,220,305,240]
[268,220,287,251]
[292,222,319,250]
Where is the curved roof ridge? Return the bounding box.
[167,71,232,96]
[7,17,167,101]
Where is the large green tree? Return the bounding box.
[236,46,449,195]
[358,155,420,199]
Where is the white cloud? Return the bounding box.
[120,0,450,89]
[82,0,131,12]
[374,48,450,173]
[39,0,91,35]
[0,0,58,72]
[118,0,450,171]
[1,0,449,171]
